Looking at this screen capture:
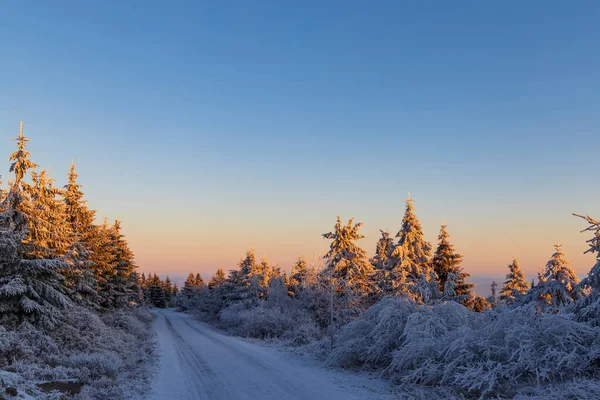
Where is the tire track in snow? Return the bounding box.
[176,314,313,398]
[163,313,233,400]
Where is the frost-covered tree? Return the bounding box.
[389,196,434,298]
[289,255,316,296]
[500,258,530,302]
[163,276,173,303]
[194,273,205,287]
[322,216,375,321]
[0,123,71,328]
[208,268,226,289]
[105,220,136,308]
[573,213,600,325]
[371,231,394,297]
[88,219,116,308]
[431,225,473,300]
[529,245,579,307]
[63,160,98,307]
[181,273,197,298]
[226,250,270,305]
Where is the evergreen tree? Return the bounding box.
[172,283,179,296]
[0,123,70,328]
[63,160,98,306]
[390,196,434,298]
[371,231,394,297]
[163,276,173,303]
[181,273,197,298]
[89,219,117,308]
[148,284,166,308]
[228,250,267,305]
[105,220,136,308]
[322,216,374,321]
[194,273,205,288]
[289,255,316,296]
[534,245,579,306]
[208,268,226,290]
[500,258,530,302]
[431,225,473,299]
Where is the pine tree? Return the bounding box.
[89,219,117,308]
[371,231,394,297]
[573,213,600,325]
[181,273,197,299]
[322,216,375,321]
[194,273,205,288]
[208,268,226,290]
[500,258,530,302]
[431,225,473,300]
[63,160,98,307]
[149,284,166,308]
[389,196,434,298]
[172,283,179,296]
[105,220,136,308]
[163,276,173,303]
[228,250,267,305]
[289,255,316,296]
[534,245,580,306]
[0,123,70,328]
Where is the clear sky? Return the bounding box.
[1,1,599,291]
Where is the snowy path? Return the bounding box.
[150,309,393,400]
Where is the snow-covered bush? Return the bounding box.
[390,304,600,399]
[327,295,418,368]
[0,306,156,399]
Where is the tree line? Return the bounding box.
[0,122,140,329]
[177,195,590,332]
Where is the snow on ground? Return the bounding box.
[150,308,396,400]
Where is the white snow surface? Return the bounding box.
[150,308,394,400]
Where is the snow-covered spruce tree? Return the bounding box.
[104,220,137,308]
[573,213,600,325]
[163,276,173,303]
[63,160,98,307]
[432,225,473,300]
[289,255,316,296]
[389,196,436,300]
[370,230,394,298]
[194,273,205,287]
[500,258,530,302]
[177,272,205,310]
[0,124,70,328]
[88,219,117,308]
[181,272,196,298]
[528,245,579,307]
[208,268,226,289]
[226,250,269,306]
[322,216,375,323]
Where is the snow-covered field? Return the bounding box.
[150,308,395,400]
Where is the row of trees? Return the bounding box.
[140,273,179,308]
[177,195,594,334]
[0,122,139,329]
[176,198,488,332]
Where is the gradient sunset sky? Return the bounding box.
[1,1,599,290]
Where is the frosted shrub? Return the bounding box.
[67,352,122,380]
[327,296,418,367]
[391,304,600,398]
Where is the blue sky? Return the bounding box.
[1,1,599,291]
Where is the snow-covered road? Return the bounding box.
[150,309,392,400]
